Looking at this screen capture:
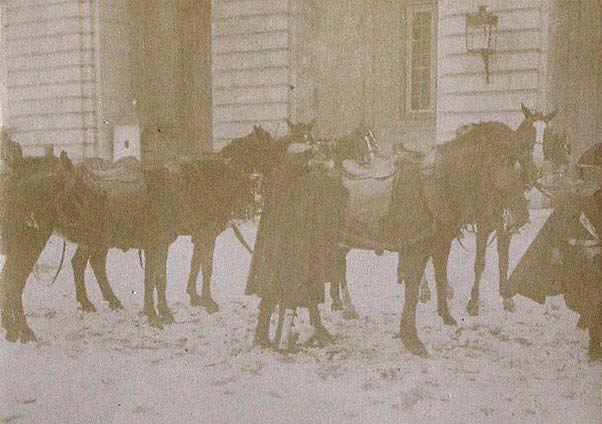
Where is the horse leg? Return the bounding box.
[253,298,274,348]
[467,227,488,316]
[89,249,123,310]
[587,302,601,361]
[433,246,457,326]
[154,243,174,325]
[419,274,431,303]
[277,307,300,352]
[198,236,219,314]
[142,247,161,328]
[4,230,50,342]
[307,303,334,346]
[497,230,515,312]
[186,241,203,307]
[337,249,358,320]
[71,246,96,312]
[330,281,343,312]
[397,252,429,357]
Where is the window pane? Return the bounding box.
[410,11,432,111]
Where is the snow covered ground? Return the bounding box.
[1,210,600,423]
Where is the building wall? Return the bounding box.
[129,0,212,162]
[211,0,291,150]
[1,0,100,159]
[544,0,601,160]
[436,0,550,144]
[290,0,437,151]
[0,7,6,125]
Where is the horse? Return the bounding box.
[324,105,549,356]
[464,104,556,316]
[542,127,570,170]
[64,127,273,315]
[1,139,103,342]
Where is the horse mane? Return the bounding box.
[433,121,522,223]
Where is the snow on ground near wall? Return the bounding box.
[1,210,600,423]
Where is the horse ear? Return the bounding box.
[521,103,533,119]
[59,151,74,172]
[544,110,557,123]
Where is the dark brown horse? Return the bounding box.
[1,139,103,342]
[325,107,547,356]
[465,104,556,316]
[65,127,273,315]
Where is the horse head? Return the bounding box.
[329,123,380,167]
[542,127,571,170]
[220,125,278,177]
[285,118,316,146]
[0,127,23,170]
[514,103,556,181]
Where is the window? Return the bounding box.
[406,3,437,114]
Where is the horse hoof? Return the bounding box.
[108,300,124,311]
[159,311,175,325]
[467,301,479,316]
[19,327,37,344]
[253,334,273,349]
[440,312,458,327]
[5,328,18,343]
[147,316,163,329]
[331,301,343,312]
[79,302,97,313]
[400,333,428,357]
[200,298,219,315]
[342,308,359,320]
[502,298,515,313]
[588,346,602,362]
[304,329,333,348]
[189,295,203,307]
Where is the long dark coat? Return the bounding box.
[245,151,346,308]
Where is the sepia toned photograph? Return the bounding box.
[0,0,600,422]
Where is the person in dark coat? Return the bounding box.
[246,138,346,348]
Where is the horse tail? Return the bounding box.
[138,249,145,270]
[47,239,67,286]
[231,222,253,254]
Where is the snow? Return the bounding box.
[1,211,600,423]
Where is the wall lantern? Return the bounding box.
[465,5,498,83]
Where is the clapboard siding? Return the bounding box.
[2,0,97,159]
[212,0,291,150]
[9,81,96,101]
[214,0,288,18]
[436,0,549,143]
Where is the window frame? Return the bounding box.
[404,1,437,118]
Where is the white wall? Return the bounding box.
[211,0,291,150]
[2,0,99,159]
[436,0,550,143]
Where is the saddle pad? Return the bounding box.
[342,172,395,226]
[83,156,141,183]
[342,157,396,180]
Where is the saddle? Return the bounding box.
[341,157,396,227]
[339,146,439,251]
[82,156,142,183]
[77,156,149,250]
